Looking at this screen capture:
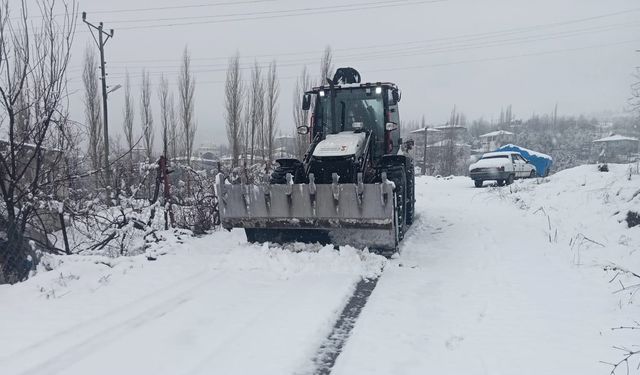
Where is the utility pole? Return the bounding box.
[421,116,428,176]
[83,12,114,186]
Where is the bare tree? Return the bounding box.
[0,0,77,283]
[224,52,243,168]
[421,115,428,175]
[169,93,179,160]
[178,46,196,166]
[82,46,102,172]
[158,75,170,159]
[441,105,459,176]
[631,67,640,117]
[14,77,30,143]
[293,66,311,159]
[320,45,334,83]
[241,94,250,164]
[140,70,154,162]
[122,72,134,170]
[265,60,279,166]
[248,61,264,165]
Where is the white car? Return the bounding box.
[469,151,537,187]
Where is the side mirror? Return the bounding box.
[392,89,401,103]
[302,94,311,111]
[297,125,310,135]
[385,122,398,131]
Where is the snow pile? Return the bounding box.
[501,163,640,268]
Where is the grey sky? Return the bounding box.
[45,0,640,149]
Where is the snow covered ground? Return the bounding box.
[1,163,638,374]
[0,238,385,375]
[333,164,639,375]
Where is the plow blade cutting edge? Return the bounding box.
[217,173,398,253]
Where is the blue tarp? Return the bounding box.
[495,144,553,177]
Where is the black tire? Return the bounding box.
[474,180,483,188]
[506,174,515,185]
[270,160,304,184]
[383,165,407,243]
[405,159,415,227]
[497,179,505,186]
[529,170,536,178]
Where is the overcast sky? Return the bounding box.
[31,0,640,149]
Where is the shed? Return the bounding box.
[592,134,639,163]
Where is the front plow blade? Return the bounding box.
[217,175,397,253]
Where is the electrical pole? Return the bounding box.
[421,116,428,176]
[83,12,114,186]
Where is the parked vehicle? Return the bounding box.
[469,151,537,187]
[494,144,553,177]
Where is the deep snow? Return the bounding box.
[1,163,638,374]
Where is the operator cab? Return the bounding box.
[300,69,402,158]
[302,84,401,158]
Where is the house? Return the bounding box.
[409,127,442,149]
[196,144,221,161]
[592,134,640,163]
[433,125,468,143]
[274,135,297,158]
[409,125,470,176]
[478,130,514,152]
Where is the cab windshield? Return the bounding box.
[317,88,384,136]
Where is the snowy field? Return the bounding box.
[1,164,638,375]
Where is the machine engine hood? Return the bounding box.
[312,131,366,158]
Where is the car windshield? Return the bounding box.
[317,88,384,136]
[481,155,509,160]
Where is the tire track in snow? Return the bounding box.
[2,268,210,363]
[8,270,228,375]
[310,275,381,375]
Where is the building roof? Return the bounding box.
[434,125,467,131]
[409,127,442,134]
[592,134,639,143]
[427,139,469,148]
[275,135,297,141]
[479,130,514,138]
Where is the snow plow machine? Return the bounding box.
[218,67,415,255]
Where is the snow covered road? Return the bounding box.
[333,175,635,375]
[0,240,384,375]
[1,165,638,374]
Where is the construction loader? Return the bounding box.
[217,68,415,255]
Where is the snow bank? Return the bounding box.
[503,163,640,268]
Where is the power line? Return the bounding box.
[105,0,434,24]
[66,38,639,88]
[87,6,640,66]
[88,0,278,15]
[366,38,640,73]
[74,20,639,77]
[114,0,445,30]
